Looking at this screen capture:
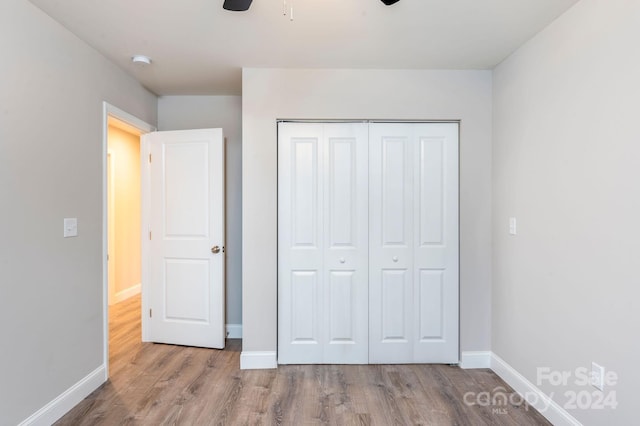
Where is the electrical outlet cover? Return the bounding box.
[591,362,605,391]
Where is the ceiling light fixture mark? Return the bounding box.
[131,55,152,66]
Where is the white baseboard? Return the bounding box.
[226,324,242,339]
[490,353,582,426]
[18,365,106,426]
[110,283,141,305]
[240,351,277,370]
[460,351,492,369]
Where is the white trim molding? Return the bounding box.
[18,365,105,426]
[226,324,242,339]
[240,351,277,370]
[460,351,492,369]
[490,353,582,426]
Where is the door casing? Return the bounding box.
[101,102,156,379]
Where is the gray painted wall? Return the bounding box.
[0,1,157,424]
[493,0,639,424]
[157,95,243,327]
[11,0,638,422]
[242,68,493,355]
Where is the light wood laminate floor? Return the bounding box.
[56,296,550,425]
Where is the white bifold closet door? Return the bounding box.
[369,122,458,363]
[278,121,458,365]
[278,122,370,364]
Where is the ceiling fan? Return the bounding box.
[223,0,400,12]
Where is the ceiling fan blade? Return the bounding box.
[223,0,253,11]
[381,0,400,4]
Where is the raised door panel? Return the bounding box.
[417,137,444,246]
[381,138,408,245]
[291,139,319,248]
[417,269,444,340]
[164,259,210,323]
[328,138,355,247]
[290,271,321,343]
[163,143,210,237]
[328,271,355,342]
[381,270,409,342]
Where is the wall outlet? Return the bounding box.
[509,217,517,235]
[591,362,605,391]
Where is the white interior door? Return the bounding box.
[278,122,369,364]
[142,128,225,349]
[369,122,458,363]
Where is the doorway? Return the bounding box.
[107,118,142,306]
[102,102,156,378]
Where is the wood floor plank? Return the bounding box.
[56,296,550,425]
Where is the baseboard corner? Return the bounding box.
[460,351,492,369]
[226,324,243,339]
[240,351,277,370]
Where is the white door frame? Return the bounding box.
[107,151,116,306]
[101,102,156,380]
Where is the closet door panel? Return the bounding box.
[370,122,459,364]
[323,124,369,364]
[279,122,368,364]
[369,124,414,363]
[412,123,459,363]
[278,123,324,364]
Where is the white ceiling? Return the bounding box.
[28,0,579,96]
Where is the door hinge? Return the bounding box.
[149,153,152,163]
[149,308,152,318]
[149,230,152,240]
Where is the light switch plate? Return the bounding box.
[64,218,78,238]
[509,217,517,235]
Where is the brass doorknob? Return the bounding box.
[211,246,221,254]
